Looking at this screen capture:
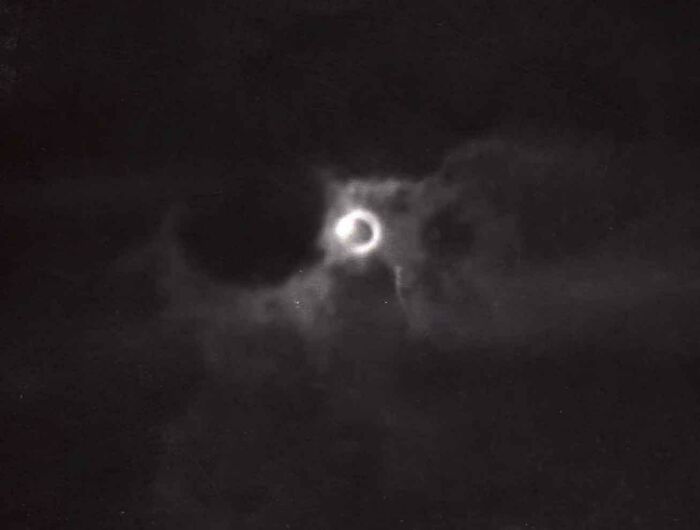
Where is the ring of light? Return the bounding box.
[334,208,382,256]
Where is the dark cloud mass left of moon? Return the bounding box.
[175,167,326,286]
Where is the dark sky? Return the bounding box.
[2,0,699,177]
[3,2,700,529]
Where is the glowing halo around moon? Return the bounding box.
[334,208,383,256]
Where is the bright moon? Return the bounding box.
[334,208,382,256]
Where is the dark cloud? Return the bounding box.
[175,164,325,286]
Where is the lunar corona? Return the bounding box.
[334,208,383,256]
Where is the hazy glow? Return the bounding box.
[334,208,382,255]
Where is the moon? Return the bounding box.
[334,208,383,256]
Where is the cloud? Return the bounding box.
[149,133,700,528]
[164,134,697,345]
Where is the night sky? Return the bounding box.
[3,1,700,529]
